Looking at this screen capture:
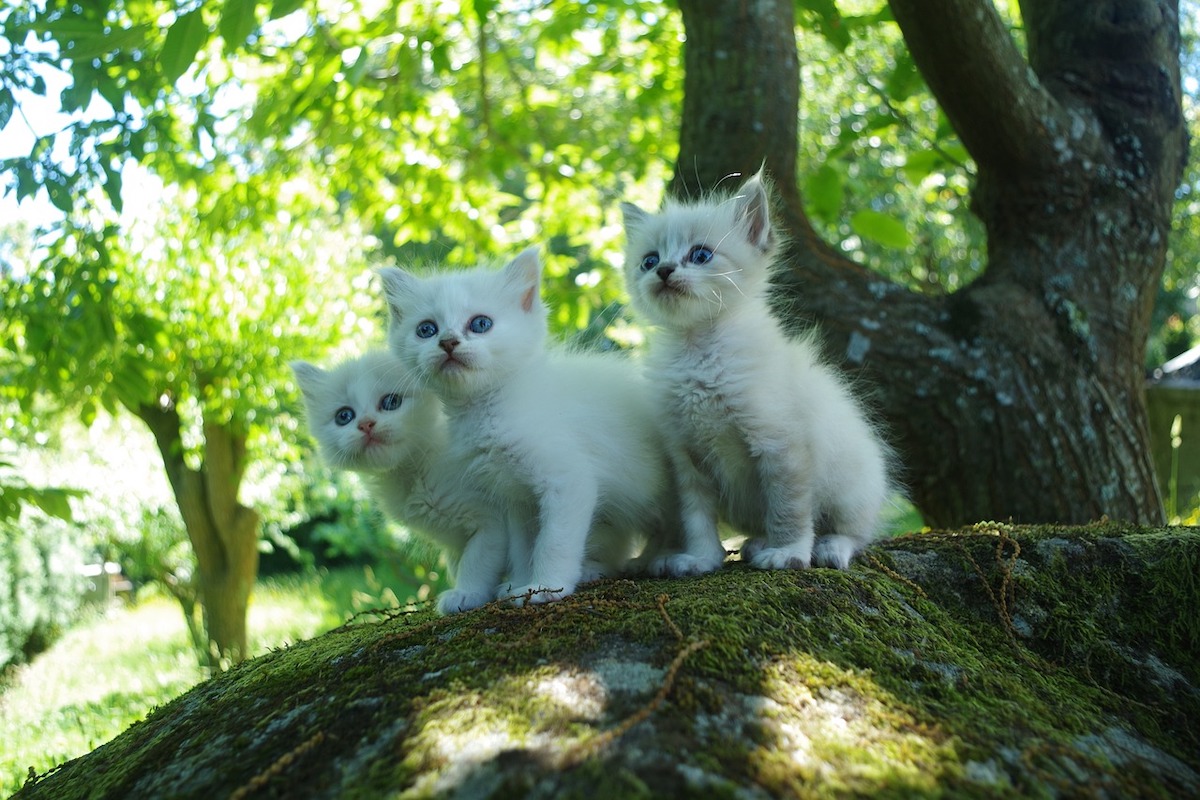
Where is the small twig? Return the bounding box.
[956,530,1037,666]
[560,593,709,766]
[656,593,685,641]
[228,731,326,800]
[561,638,709,767]
[862,552,928,599]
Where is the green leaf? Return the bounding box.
[219,0,258,52]
[901,150,943,184]
[70,26,151,61]
[32,488,79,522]
[0,88,13,130]
[103,162,124,213]
[850,209,911,249]
[884,51,922,103]
[796,0,850,51]
[160,8,210,84]
[805,163,843,225]
[45,175,74,213]
[343,47,370,86]
[16,169,38,202]
[79,398,98,427]
[269,0,306,21]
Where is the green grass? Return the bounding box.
[0,564,430,796]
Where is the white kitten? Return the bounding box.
[378,248,676,604]
[290,350,510,614]
[621,171,894,574]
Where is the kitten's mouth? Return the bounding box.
[361,432,390,448]
[652,280,688,301]
[438,354,471,374]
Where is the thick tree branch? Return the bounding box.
[201,416,260,553]
[132,399,226,571]
[887,0,1064,180]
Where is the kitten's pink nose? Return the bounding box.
[656,264,675,281]
[358,418,376,433]
[439,337,460,354]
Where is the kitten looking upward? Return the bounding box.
[290,350,510,614]
[378,248,677,603]
[621,170,895,575]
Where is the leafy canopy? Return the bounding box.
[1,172,379,463]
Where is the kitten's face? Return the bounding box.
[291,351,439,473]
[622,173,775,329]
[379,247,547,400]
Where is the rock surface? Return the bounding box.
[14,523,1200,798]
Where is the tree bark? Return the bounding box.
[134,398,260,669]
[672,0,1187,526]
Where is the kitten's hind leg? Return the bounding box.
[813,488,885,570]
[812,535,857,570]
[650,455,726,577]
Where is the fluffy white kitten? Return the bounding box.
[290,350,510,614]
[378,248,676,604]
[621,171,893,574]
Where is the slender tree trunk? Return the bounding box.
[135,400,260,669]
[671,0,1186,527]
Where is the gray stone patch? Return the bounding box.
[591,659,665,696]
[1035,536,1086,563]
[1075,726,1200,788]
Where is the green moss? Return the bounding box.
[13,525,1200,799]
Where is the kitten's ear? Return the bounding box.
[620,202,650,230]
[377,267,418,324]
[504,246,542,313]
[734,172,773,252]
[289,360,324,398]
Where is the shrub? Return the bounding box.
[0,513,90,674]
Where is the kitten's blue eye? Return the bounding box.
[416,321,438,339]
[468,315,493,334]
[639,252,660,272]
[688,245,714,265]
[334,407,355,426]
[379,393,402,411]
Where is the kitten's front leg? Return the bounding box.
[507,477,598,605]
[744,446,816,570]
[495,506,534,599]
[651,451,726,577]
[437,517,508,615]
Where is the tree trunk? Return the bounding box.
[135,400,260,669]
[672,0,1187,526]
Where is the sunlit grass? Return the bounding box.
[0,566,424,795]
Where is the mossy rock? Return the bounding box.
[15,523,1200,799]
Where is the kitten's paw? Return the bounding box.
[505,583,575,606]
[436,588,493,615]
[649,552,724,577]
[739,537,767,562]
[812,535,859,570]
[747,545,812,571]
[579,561,608,585]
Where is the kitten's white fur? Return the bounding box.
[289,350,509,614]
[379,249,676,604]
[621,171,893,574]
